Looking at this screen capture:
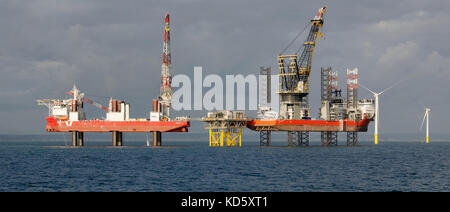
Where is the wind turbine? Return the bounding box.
[420,107,431,143]
[360,80,403,145]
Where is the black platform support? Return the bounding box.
[347,132,358,146]
[77,132,84,146]
[321,131,338,146]
[72,131,78,146]
[153,131,161,146]
[260,130,271,146]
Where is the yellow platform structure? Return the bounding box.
[201,111,247,147]
[209,128,242,147]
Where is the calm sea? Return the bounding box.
[0,139,448,192]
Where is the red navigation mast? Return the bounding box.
[158,13,173,120]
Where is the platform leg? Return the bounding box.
[153,131,161,146]
[157,132,162,146]
[321,131,338,146]
[331,132,338,146]
[288,131,309,146]
[72,131,78,147]
[321,132,326,146]
[260,130,271,146]
[298,131,309,146]
[287,131,297,146]
[209,128,212,147]
[347,132,357,146]
[117,132,123,146]
[112,131,117,147]
[239,128,242,147]
[152,131,157,146]
[209,129,220,147]
[219,131,224,147]
[77,132,84,146]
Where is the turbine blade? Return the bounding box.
[419,112,427,130]
[359,83,376,94]
[379,78,405,95]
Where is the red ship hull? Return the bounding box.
[246,118,372,132]
[45,117,189,133]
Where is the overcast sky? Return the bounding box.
[1,0,449,134]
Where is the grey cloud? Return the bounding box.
[377,41,419,67]
[1,0,449,134]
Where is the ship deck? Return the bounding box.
[45,117,190,133]
[246,118,372,132]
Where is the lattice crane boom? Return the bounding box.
[278,6,326,95]
[277,6,326,120]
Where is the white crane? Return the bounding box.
[420,107,431,143]
[360,80,403,144]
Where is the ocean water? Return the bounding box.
[0,140,449,192]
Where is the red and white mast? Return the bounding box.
[159,13,172,120]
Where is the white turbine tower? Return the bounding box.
[360,80,403,145]
[420,107,431,144]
